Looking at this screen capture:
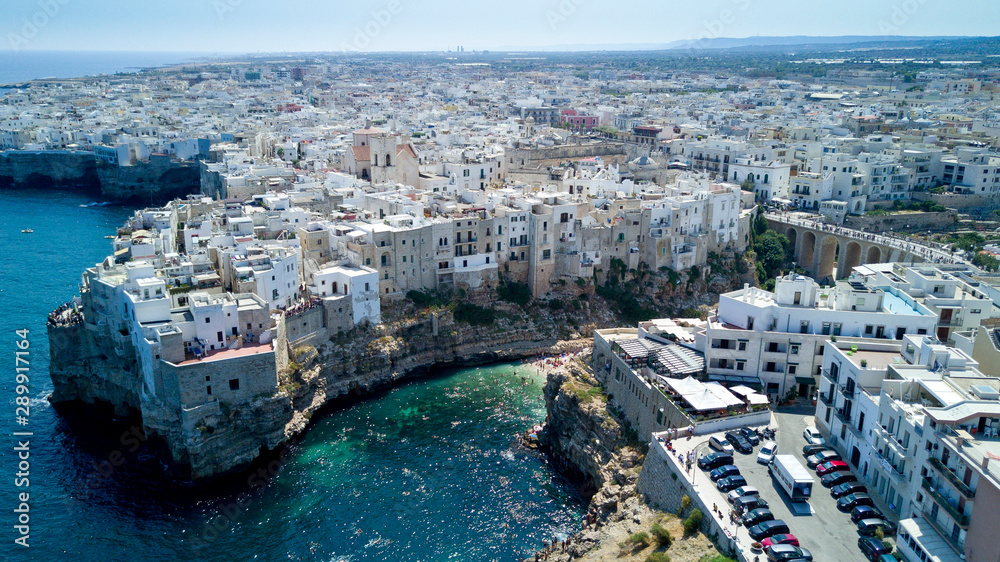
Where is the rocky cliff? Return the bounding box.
[49,309,576,480]
[0,150,199,203]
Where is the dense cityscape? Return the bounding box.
[5,32,1000,562]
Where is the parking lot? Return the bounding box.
[674,405,889,561]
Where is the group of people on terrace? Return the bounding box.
[48,302,83,327]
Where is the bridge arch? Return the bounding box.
[785,227,798,258]
[840,241,862,278]
[801,231,817,272]
[866,246,882,264]
[818,236,840,283]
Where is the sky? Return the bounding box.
[2,0,998,53]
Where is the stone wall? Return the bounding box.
[284,306,325,343]
[842,210,958,232]
[159,348,278,408]
[637,439,736,553]
[912,191,1000,212]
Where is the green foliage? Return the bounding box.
[947,232,985,252]
[687,266,701,284]
[574,277,588,287]
[629,532,651,548]
[573,385,606,403]
[681,494,692,512]
[698,555,737,562]
[973,252,1000,272]
[683,508,703,536]
[595,282,656,325]
[754,230,792,279]
[453,302,495,326]
[405,290,447,308]
[650,523,672,548]
[891,199,947,213]
[646,553,671,562]
[547,298,564,311]
[497,281,531,307]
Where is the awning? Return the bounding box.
[796,376,816,386]
[114,248,129,256]
[746,393,769,405]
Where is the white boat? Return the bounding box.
[21,229,33,233]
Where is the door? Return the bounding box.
[851,447,861,468]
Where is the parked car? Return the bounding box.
[806,450,841,468]
[767,545,813,562]
[725,431,753,454]
[716,475,748,492]
[816,460,850,476]
[757,441,778,464]
[739,427,761,446]
[727,485,759,504]
[698,452,734,470]
[831,482,867,499]
[857,518,897,537]
[741,507,775,528]
[709,435,736,454]
[851,505,884,523]
[748,519,790,541]
[802,444,831,456]
[838,493,875,512]
[803,427,825,445]
[858,537,892,561]
[710,464,741,481]
[734,495,769,516]
[761,534,799,551]
[821,471,858,487]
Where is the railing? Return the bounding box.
[874,449,906,483]
[927,457,976,498]
[835,408,851,425]
[820,392,835,406]
[922,477,970,527]
[921,506,965,555]
[838,383,856,399]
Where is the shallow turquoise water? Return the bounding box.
[0,189,584,561]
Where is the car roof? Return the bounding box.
[761,440,776,448]
[859,518,887,525]
[860,537,886,546]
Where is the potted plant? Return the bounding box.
[751,542,763,553]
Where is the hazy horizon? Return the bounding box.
[4,0,999,53]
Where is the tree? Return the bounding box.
[755,230,791,279]
[972,252,999,272]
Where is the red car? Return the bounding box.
[816,460,849,476]
[761,533,799,551]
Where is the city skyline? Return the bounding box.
[4,0,1000,53]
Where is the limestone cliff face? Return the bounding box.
[49,311,565,480]
[541,366,626,496]
[0,150,199,203]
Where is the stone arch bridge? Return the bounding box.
[765,213,966,283]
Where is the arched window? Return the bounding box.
[764,174,769,184]
[373,155,378,166]
[385,154,391,166]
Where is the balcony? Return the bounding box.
[922,477,970,527]
[835,408,852,425]
[838,383,856,399]
[927,457,975,499]
[921,506,965,556]
[821,368,838,386]
[819,392,835,406]
[874,449,906,483]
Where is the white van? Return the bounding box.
[709,435,735,454]
[757,441,777,464]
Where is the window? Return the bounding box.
[205,317,211,324]
[747,316,754,330]
[790,344,800,355]
[738,340,747,351]
[229,379,240,391]
[788,364,797,375]
[800,321,809,334]
[736,360,745,371]
[207,385,212,395]
[865,325,874,335]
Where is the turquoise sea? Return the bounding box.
[0,189,584,560]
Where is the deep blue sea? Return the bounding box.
[0,51,221,85]
[0,190,584,560]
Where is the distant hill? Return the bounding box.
[660,35,959,50]
[495,35,975,53]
